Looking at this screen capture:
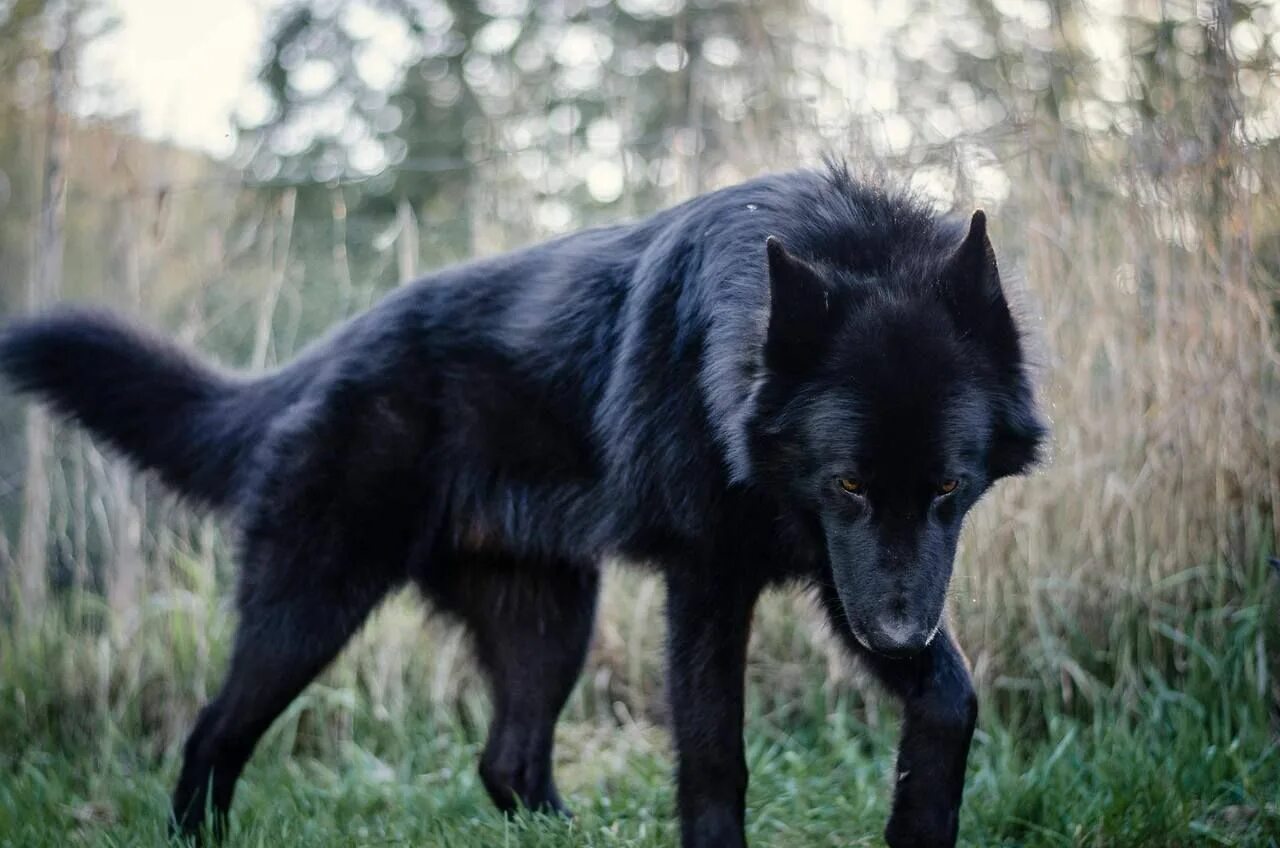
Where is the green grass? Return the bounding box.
[1,588,1277,848]
[0,689,1277,846]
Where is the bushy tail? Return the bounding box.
[0,309,296,510]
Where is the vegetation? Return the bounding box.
[0,0,1278,845]
[1,571,1277,846]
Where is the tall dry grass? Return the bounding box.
[971,140,1277,709]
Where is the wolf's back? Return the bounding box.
[0,309,299,510]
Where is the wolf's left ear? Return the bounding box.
[765,236,830,373]
[941,210,1009,327]
[944,212,1048,478]
[940,210,1022,362]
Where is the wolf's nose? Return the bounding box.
[871,613,929,658]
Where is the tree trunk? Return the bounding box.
[251,188,295,370]
[16,4,75,617]
[397,194,418,285]
[1204,0,1242,280]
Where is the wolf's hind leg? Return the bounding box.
[171,387,424,841]
[423,556,599,815]
[171,565,394,841]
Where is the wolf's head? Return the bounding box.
[748,210,1045,657]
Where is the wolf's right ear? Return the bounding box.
[765,236,829,373]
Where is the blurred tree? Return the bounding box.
[0,0,50,316]
[0,0,122,612]
[1124,1,1276,264]
[231,0,837,353]
[15,0,80,616]
[0,3,49,588]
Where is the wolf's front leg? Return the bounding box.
[877,629,977,847]
[817,583,977,846]
[665,573,761,848]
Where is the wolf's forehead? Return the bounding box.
[807,382,987,465]
[832,294,964,370]
[891,392,988,473]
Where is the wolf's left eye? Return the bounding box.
[936,480,959,497]
[837,478,865,496]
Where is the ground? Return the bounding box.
[2,675,1277,847]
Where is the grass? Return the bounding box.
[0,566,1277,848]
[2,700,1278,847]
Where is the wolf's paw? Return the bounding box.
[479,756,573,819]
[884,807,959,848]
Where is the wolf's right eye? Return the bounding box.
[837,478,864,496]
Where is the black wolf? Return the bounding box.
[0,163,1044,847]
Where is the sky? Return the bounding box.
[80,0,270,158]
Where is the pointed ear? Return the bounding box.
[943,210,1006,306]
[944,212,1047,478]
[940,210,1016,344]
[765,236,830,372]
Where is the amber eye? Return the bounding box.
[837,478,864,496]
[937,479,959,496]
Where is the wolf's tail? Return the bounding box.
[0,309,302,511]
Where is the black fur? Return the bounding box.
[0,163,1045,847]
